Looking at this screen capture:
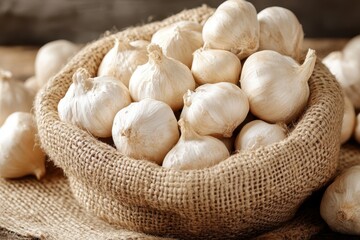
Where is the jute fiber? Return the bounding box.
[0,167,163,240]
[35,5,344,239]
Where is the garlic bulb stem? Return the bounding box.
[148,44,163,64]
[0,69,12,80]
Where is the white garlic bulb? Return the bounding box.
[0,112,46,179]
[202,0,259,59]
[58,68,131,138]
[151,21,203,67]
[181,82,249,137]
[129,44,196,111]
[354,113,360,144]
[240,49,316,123]
[339,35,360,109]
[320,165,360,235]
[24,76,41,97]
[191,47,241,85]
[234,120,287,151]
[162,119,230,170]
[322,51,347,85]
[340,95,356,144]
[35,39,80,87]
[0,69,34,126]
[257,6,304,61]
[112,98,179,165]
[97,39,149,87]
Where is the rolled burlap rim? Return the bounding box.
[35,5,344,239]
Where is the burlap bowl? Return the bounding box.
[35,5,344,239]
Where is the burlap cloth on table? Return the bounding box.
[31,4,345,239]
[2,146,360,240]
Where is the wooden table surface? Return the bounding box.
[0,38,354,239]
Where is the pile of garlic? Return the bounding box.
[322,35,360,145]
[0,69,46,180]
[58,0,316,170]
[0,39,80,180]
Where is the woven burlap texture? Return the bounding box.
[0,167,164,240]
[34,5,344,239]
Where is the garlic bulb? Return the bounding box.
[162,119,229,170]
[339,35,360,109]
[320,165,360,235]
[35,39,80,87]
[97,39,149,87]
[151,21,203,67]
[129,44,196,111]
[112,98,179,165]
[354,113,360,144]
[191,47,241,85]
[58,68,131,138]
[322,51,347,84]
[180,82,249,137]
[240,49,316,123]
[234,120,287,151]
[340,95,356,144]
[0,112,46,179]
[257,6,304,61]
[0,69,33,126]
[202,0,259,59]
[24,76,41,97]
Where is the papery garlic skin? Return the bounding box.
[151,21,203,67]
[191,48,241,85]
[320,165,360,235]
[202,0,259,59]
[35,39,80,87]
[97,39,149,87]
[322,51,345,81]
[257,6,304,61]
[24,76,41,97]
[58,68,131,138]
[354,113,360,144]
[234,120,287,151]
[181,82,249,137]
[339,36,360,109]
[162,119,229,170]
[129,44,196,111]
[240,49,316,124]
[0,69,33,126]
[0,112,46,179]
[112,98,179,165]
[340,95,356,144]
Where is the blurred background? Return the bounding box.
[1,0,360,45]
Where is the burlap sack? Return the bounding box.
[34,5,344,239]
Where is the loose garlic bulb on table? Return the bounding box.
[97,39,149,87]
[257,6,304,61]
[191,46,241,85]
[162,119,229,170]
[35,39,80,87]
[129,44,196,111]
[202,0,259,59]
[0,112,46,179]
[339,35,360,109]
[58,68,131,138]
[340,95,356,144]
[234,120,287,151]
[320,165,360,235]
[151,21,203,67]
[0,69,34,126]
[24,76,41,97]
[112,98,179,165]
[240,48,316,124]
[181,82,249,137]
